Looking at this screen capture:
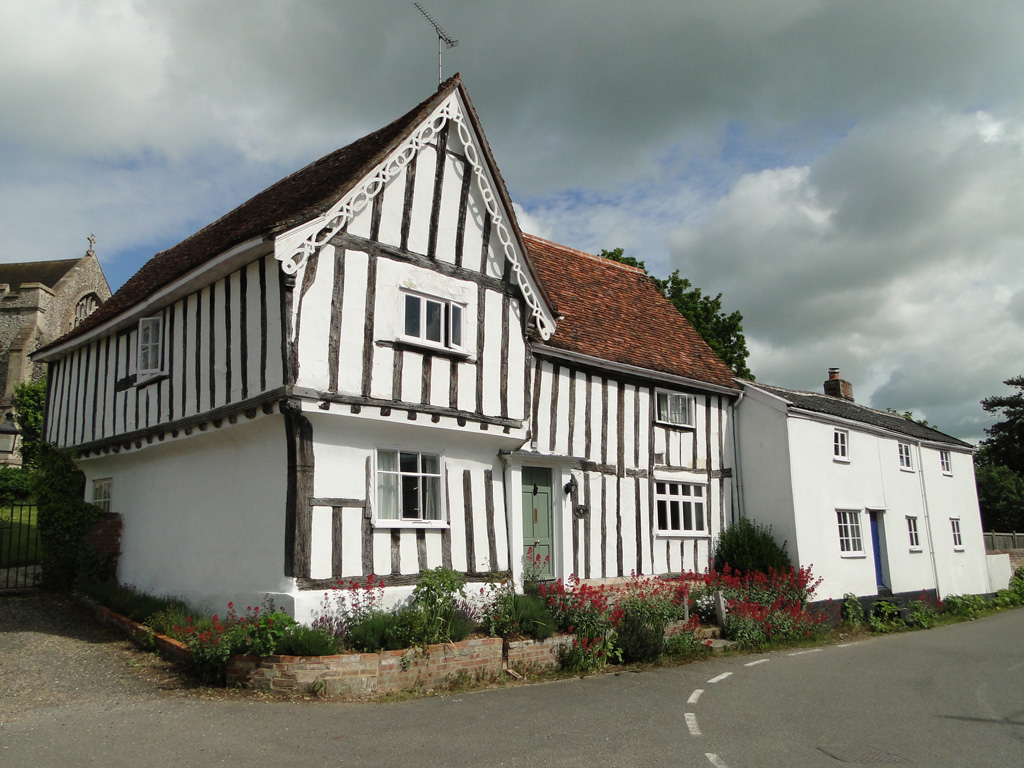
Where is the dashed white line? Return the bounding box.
[707,672,732,683]
[836,642,853,647]
[787,648,823,656]
[687,688,704,704]
[705,754,730,768]
[685,712,701,736]
[744,658,769,667]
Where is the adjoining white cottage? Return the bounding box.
[736,369,990,602]
[33,76,741,618]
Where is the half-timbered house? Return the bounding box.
[33,76,741,617]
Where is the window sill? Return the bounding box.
[373,519,449,530]
[390,338,474,362]
[942,472,954,478]
[909,547,923,553]
[833,456,850,464]
[899,467,915,473]
[136,372,169,389]
[840,552,866,559]
[655,531,710,539]
[654,420,696,431]
[953,547,965,553]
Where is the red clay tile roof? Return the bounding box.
[524,234,739,391]
[38,75,471,354]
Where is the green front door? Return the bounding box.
[521,467,554,581]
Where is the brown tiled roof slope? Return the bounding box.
[524,234,738,391]
[0,259,78,290]
[41,76,468,353]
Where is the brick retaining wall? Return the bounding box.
[227,635,566,697]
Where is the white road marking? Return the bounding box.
[687,688,704,704]
[744,658,769,667]
[707,672,732,683]
[836,643,853,647]
[685,712,701,736]
[787,648,823,656]
[705,754,730,768]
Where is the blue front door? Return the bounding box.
[869,512,887,591]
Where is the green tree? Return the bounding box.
[975,464,1024,532]
[12,379,46,469]
[978,376,1024,476]
[600,248,753,380]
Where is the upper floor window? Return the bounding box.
[833,429,849,462]
[376,449,443,526]
[907,516,921,550]
[137,316,164,377]
[655,391,695,427]
[898,442,914,471]
[939,450,952,475]
[402,291,465,352]
[951,518,963,550]
[837,509,864,555]
[655,481,705,535]
[92,478,112,514]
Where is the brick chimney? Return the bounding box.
[823,367,854,401]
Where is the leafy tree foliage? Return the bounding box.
[975,377,1024,531]
[885,408,930,427]
[711,517,791,575]
[978,376,1024,475]
[12,379,46,469]
[600,248,753,380]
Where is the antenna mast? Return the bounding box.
[414,3,458,85]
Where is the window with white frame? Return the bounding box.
[940,450,952,475]
[137,316,164,377]
[898,442,914,471]
[907,516,921,550]
[837,509,864,555]
[92,478,112,514]
[655,391,695,427]
[833,429,849,461]
[951,518,963,549]
[376,450,443,524]
[401,291,465,352]
[654,481,705,535]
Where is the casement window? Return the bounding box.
[376,450,443,525]
[833,429,849,461]
[951,518,963,550]
[137,316,164,377]
[907,516,921,550]
[655,391,695,427]
[898,442,914,471]
[940,450,952,475]
[654,481,706,535]
[837,509,864,555]
[402,291,465,352]
[92,478,112,514]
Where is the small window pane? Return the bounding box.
[405,295,421,337]
[422,454,439,475]
[425,300,443,343]
[449,304,463,348]
[378,450,398,472]
[377,473,399,519]
[402,475,420,518]
[657,500,667,530]
[694,503,705,531]
[670,501,680,530]
[400,451,418,473]
[423,476,440,520]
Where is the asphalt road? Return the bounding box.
[1,606,1022,767]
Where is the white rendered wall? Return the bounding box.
[81,415,290,615]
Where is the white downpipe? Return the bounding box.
[730,387,745,523]
[915,440,942,598]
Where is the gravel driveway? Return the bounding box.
[0,591,191,724]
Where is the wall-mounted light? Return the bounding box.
[0,413,19,454]
[563,475,578,495]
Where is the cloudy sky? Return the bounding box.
[2,1,1022,443]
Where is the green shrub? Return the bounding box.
[868,600,905,633]
[942,594,989,619]
[664,620,711,659]
[712,517,791,576]
[277,625,341,656]
[907,596,941,628]
[411,567,467,644]
[346,611,406,652]
[83,580,184,624]
[0,465,34,506]
[615,606,665,663]
[481,584,555,640]
[841,593,865,626]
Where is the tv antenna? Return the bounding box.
[414,3,458,85]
